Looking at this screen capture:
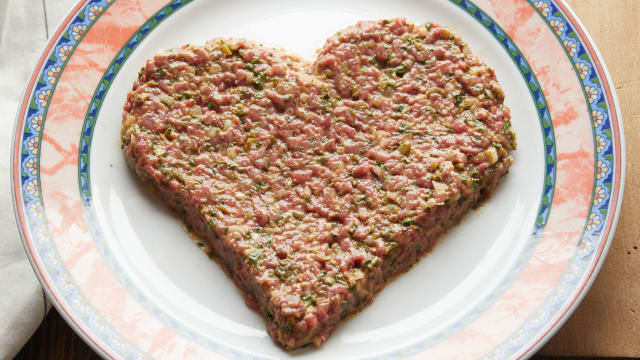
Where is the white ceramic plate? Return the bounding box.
[12,0,624,358]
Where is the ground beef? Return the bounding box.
[121,18,516,349]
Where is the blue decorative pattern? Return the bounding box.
[15,1,193,359]
[483,1,620,358]
[11,0,619,358]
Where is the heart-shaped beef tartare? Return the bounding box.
[121,18,516,349]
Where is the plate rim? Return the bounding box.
[10,0,625,358]
[513,0,626,357]
[10,2,122,358]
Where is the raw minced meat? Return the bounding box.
[121,18,516,349]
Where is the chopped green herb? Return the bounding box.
[255,181,265,190]
[401,218,416,228]
[302,294,317,306]
[247,250,263,264]
[335,273,348,285]
[364,257,380,267]
[323,276,335,286]
[371,55,383,69]
[274,264,291,279]
[392,63,409,76]
[252,72,270,90]
[503,121,516,142]
[264,309,274,320]
[281,320,294,333]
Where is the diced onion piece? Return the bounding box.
[397,143,411,156]
[158,94,175,107]
[220,42,232,55]
[432,181,449,195]
[485,146,499,164]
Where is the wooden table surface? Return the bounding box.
[13,0,639,358]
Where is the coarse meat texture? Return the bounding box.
[121,18,516,349]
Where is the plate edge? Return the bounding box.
[518,0,627,358]
[10,0,626,359]
[10,1,118,358]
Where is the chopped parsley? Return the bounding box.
[247,250,263,264]
[252,72,270,90]
[401,218,416,228]
[386,63,410,77]
[503,121,516,142]
[371,55,383,69]
[364,257,380,267]
[302,294,317,306]
[323,276,335,285]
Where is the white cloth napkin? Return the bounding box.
[0,0,75,357]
